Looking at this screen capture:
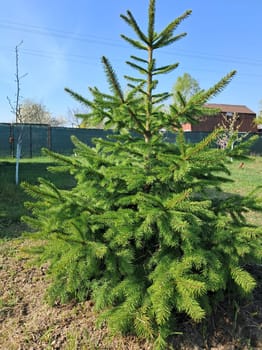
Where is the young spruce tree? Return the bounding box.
[23,1,262,348]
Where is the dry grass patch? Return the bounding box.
[1,239,262,349]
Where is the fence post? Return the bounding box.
[29,124,32,158]
[47,125,52,151]
[9,123,15,157]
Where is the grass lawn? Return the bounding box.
[0,155,261,349]
[222,156,262,226]
[222,156,262,196]
[0,157,75,239]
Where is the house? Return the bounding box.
[182,103,257,132]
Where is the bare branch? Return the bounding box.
[7,41,28,123]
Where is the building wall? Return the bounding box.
[182,113,257,132]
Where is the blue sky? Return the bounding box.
[1,0,262,124]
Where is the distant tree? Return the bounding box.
[254,116,262,129]
[79,117,105,129]
[254,100,262,125]
[19,99,66,126]
[67,108,83,128]
[172,72,201,105]
[255,115,262,125]
[67,106,106,129]
[216,112,247,150]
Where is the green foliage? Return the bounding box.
[172,72,201,104]
[22,1,262,349]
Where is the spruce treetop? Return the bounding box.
[65,0,236,142]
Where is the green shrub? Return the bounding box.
[22,1,262,348]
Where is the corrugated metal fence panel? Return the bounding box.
[0,124,12,157]
[0,123,261,157]
[31,125,50,156]
[185,132,211,143]
[250,133,262,155]
[50,128,114,155]
[164,131,211,144]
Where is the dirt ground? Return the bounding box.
[1,239,262,350]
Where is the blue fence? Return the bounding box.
[0,123,261,157]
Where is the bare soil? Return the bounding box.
[1,239,261,350]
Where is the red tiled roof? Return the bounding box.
[204,103,255,115]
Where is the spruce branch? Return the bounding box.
[120,34,147,50]
[124,75,145,83]
[184,128,222,160]
[153,63,179,75]
[195,70,237,105]
[154,32,187,49]
[126,82,146,99]
[120,10,149,44]
[130,55,148,64]
[148,0,156,43]
[126,60,148,74]
[100,57,147,134]
[65,87,93,108]
[152,93,170,105]
[101,56,125,102]
[153,9,192,47]
[127,83,147,96]
[230,266,256,293]
[175,91,187,108]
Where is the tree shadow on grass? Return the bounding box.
[0,213,28,240]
